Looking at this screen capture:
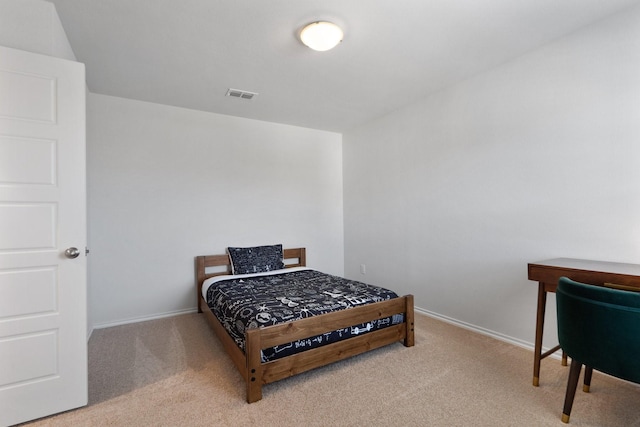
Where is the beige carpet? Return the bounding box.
[24,312,640,426]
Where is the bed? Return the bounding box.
[195,246,415,402]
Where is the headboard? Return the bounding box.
[195,247,307,312]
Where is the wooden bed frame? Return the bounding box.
[195,247,415,403]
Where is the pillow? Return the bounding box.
[227,244,285,275]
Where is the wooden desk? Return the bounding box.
[528,258,640,386]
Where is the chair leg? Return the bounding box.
[583,366,593,393]
[562,359,583,423]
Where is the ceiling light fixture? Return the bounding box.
[300,21,343,51]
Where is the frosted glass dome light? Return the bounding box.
[300,21,343,51]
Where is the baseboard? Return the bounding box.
[92,308,198,330]
[414,305,563,360]
[90,305,562,360]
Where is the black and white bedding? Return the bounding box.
[202,267,403,362]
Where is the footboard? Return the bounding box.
[245,295,414,402]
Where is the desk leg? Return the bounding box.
[533,282,546,386]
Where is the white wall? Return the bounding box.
[0,0,76,61]
[87,94,344,327]
[343,5,640,351]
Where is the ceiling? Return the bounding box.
[49,0,640,133]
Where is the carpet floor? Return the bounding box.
[24,312,640,426]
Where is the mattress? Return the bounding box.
[202,267,403,362]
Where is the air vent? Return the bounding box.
[226,88,258,100]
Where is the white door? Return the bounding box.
[0,45,87,426]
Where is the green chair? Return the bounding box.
[556,276,640,423]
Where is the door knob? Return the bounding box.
[64,247,80,259]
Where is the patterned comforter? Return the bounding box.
[203,268,403,362]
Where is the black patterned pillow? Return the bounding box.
[227,244,285,275]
